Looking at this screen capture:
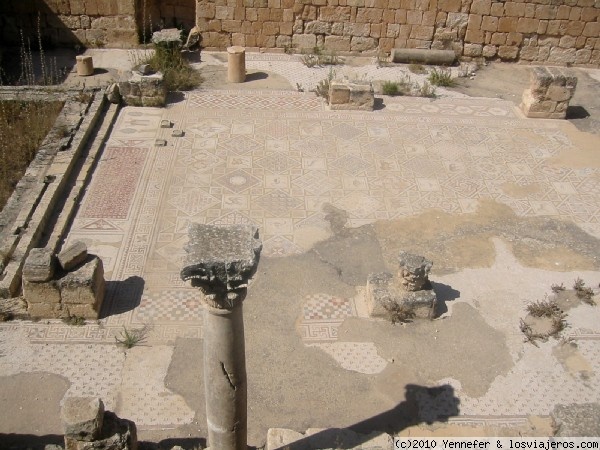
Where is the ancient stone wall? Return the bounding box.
[196,0,600,65]
[140,0,196,37]
[0,0,139,48]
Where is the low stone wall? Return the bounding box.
[195,0,600,66]
[0,0,139,48]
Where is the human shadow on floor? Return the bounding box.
[101,276,145,318]
[431,282,460,317]
[275,384,459,450]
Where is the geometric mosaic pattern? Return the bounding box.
[297,293,357,342]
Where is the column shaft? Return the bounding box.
[203,303,247,450]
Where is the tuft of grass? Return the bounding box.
[143,46,202,91]
[314,68,336,101]
[383,301,415,324]
[0,100,64,210]
[573,277,596,305]
[408,63,427,74]
[301,47,344,68]
[527,299,562,318]
[551,283,565,293]
[115,326,149,349]
[382,80,401,96]
[521,298,568,346]
[428,68,454,87]
[418,81,437,98]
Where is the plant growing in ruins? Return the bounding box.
[115,325,149,349]
[314,68,336,101]
[62,315,86,326]
[417,81,436,98]
[526,299,562,318]
[551,283,566,293]
[383,301,416,324]
[409,63,426,74]
[301,47,343,68]
[520,298,568,346]
[428,68,454,87]
[382,80,401,96]
[573,278,596,305]
[143,45,202,91]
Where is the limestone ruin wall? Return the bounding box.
[0,0,598,66]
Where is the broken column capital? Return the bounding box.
[180,224,262,310]
[397,251,433,292]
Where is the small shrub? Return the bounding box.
[573,278,596,305]
[551,283,565,293]
[383,301,415,324]
[301,52,319,68]
[144,46,202,91]
[408,63,426,74]
[527,299,561,318]
[428,68,454,87]
[382,81,401,96]
[301,47,343,67]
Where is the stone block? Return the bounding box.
[58,256,105,310]
[23,248,55,282]
[470,0,491,15]
[23,279,61,304]
[62,397,104,442]
[27,301,63,319]
[350,36,377,51]
[324,36,351,51]
[58,241,88,271]
[292,33,316,49]
[497,45,519,59]
[464,43,483,56]
[151,28,182,48]
[118,72,166,107]
[328,80,375,111]
[366,272,436,320]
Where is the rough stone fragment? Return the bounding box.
[22,248,55,282]
[58,241,88,271]
[160,120,173,128]
[151,28,183,48]
[118,72,166,107]
[328,80,374,111]
[398,251,433,291]
[155,139,167,147]
[133,64,153,76]
[171,130,185,137]
[181,224,262,309]
[62,397,105,442]
[521,67,577,119]
[58,257,105,314]
[0,296,28,321]
[106,83,121,104]
[64,411,137,450]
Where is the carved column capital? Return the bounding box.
[180,224,262,310]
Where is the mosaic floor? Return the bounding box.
[2,85,600,431]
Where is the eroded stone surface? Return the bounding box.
[521,67,577,119]
[57,256,105,318]
[62,397,105,442]
[398,251,433,292]
[329,80,374,111]
[181,224,262,308]
[58,241,88,271]
[22,248,55,282]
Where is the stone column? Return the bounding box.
[181,224,262,450]
[76,55,94,76]
[227,46,246,83]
